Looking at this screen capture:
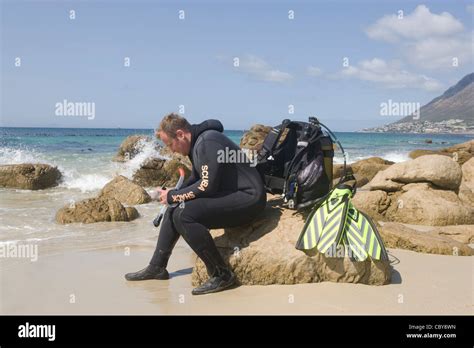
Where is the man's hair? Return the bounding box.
[158,113,191,138]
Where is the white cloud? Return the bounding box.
[221,54,293,82]
[365,5,472,70]
[336,58,443,91]
[405,32,473,69]
[307,66,323,76]
[467,4,474,14]
[366,5,464,42]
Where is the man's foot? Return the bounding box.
[192,270,236,295]
[125,264,169,281]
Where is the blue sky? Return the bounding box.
[1,0,473,131]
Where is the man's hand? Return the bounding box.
[157,188,170,205]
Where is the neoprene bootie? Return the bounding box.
[191,266,236,295]
[125,250,171,281]
[191,249,236,295]
[124,264,169,281]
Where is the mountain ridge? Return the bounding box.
[362,73,474,133]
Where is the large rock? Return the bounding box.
[379,222,473,256]
[361,155,473,226]
[458,158,474,205]
[119,141,193,187]
[443,140,474,165]
[239,124,272,151]
[55,197,139,224]
[461,157,474,182]
[132,157,191,188]
[384,185,474,226]
[353,182,474,227]
[434,225,474,245]
[125,206,139,221]
[444,139,474,153]
[351,157,394,181]
[409,149,448,160]
[352,190,391,222]
[369,155,462,191]
[192,196,392,287]
[113,135,151,162]
[409,139,473,165]
[333,157,394,185]
[112,133,192,187]
[99,175,151,205]
[0,164,62,190]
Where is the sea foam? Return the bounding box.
[118,138,170,179]
[59,172,112,192]
[0,146,50,165]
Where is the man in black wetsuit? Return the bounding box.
[125,113,266,295]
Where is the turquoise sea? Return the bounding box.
[1,127,472,191]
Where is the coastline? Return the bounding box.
[357,130,474,135]
[3,125,474,135]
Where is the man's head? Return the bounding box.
[156,113,192,155]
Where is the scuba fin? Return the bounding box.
[295,175,388,261]
[341,202,388,261]
[295,181,352,255]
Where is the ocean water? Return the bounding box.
[0,127,472,256]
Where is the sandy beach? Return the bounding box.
[1,242,472,315]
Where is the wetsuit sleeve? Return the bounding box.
[182,169,198,187]
[167,140,223,203]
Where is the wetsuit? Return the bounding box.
[150,120,266,276]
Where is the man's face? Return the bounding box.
[157,129,190,156]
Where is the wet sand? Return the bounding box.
[1,245,472,315]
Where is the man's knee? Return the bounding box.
[171,205,196,235]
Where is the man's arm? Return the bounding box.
[167,140,223,203]
[182,169,198,187]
